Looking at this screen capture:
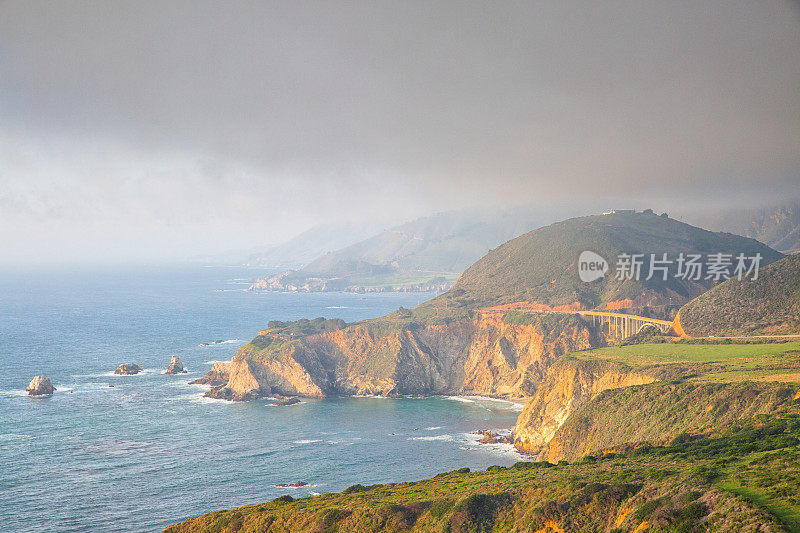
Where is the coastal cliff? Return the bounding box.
[533,381,799,463]
[512,358,654,455]
[192,312,601,401]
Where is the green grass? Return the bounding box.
[571,341,800,383]
[718,481,800,533]
[167,416,800,532]
[574,341,800,367]
[696,368,800,383]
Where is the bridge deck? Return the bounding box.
[576,311,673,327]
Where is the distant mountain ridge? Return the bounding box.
[683,200,800,254]
[417,210,784,318]
[244,222,380,269]
[248,205,567,292]
[302,207,551,275]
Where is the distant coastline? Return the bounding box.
[248,270,454,293]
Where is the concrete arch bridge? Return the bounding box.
[577,311,675,340]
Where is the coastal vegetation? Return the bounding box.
[571,340,800,383]
[166,412,800,532]
[180,211,800,530]
[677,253,800,336]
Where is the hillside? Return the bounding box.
[419,210,783,317]
[244,223,379,269]
[677,253,800,336]
[536,381,798,462]
[684,200,800,254]
[248,206,561,292]
[167,410,800,532]
[303,207,551,275]
[196,212,787,403]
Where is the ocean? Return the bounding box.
[0,265,524,532]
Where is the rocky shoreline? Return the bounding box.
[248,270,453,293]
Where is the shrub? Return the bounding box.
[429,499,454,519]
[682,491,702,503]
[449,493,512,533]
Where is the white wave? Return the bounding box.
[465,396,525,410]
[326,306,348,309]
[444,396,475,404]
[199,339,240,347]
[203,360,225,365]
[79,368,155,378]
[184,392,230,405]
[274,483,317,489]
[0,433,33,441]
[166,381,209,392]
[443,395,524,411]
[460,431,526,461]
[69,383,115,393]
[409,434,455,442]
[0,389,31,398]
[292,439,321,444]
[71,372,117,378]
[425,426,442,430]
[160,368,190,375]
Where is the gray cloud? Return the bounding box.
[1,1,799,263]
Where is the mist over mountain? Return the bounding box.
[243,222,382,269]
[680,200,800,254]
[247,204,582,292]
[418,210,783,318]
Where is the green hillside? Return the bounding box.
[167,410,800,532]
[418,210,783,317]
[678,253,800,336]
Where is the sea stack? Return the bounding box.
[114,363,142,375]
[165,355,186,374]
[26,376,55,396]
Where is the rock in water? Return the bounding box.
[275,396,300,406]
[114,363,142,375]
[26,376,55,396]
[165,355,186,374]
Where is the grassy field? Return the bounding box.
[572,340,800,383]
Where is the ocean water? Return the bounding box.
[0,266,524,532]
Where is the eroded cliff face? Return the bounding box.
[531,381,799,463]
[193,313,600,401]
[512,359,654,456]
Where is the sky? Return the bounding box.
[1,1,799,265]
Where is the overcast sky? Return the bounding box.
[1,1,799,265]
